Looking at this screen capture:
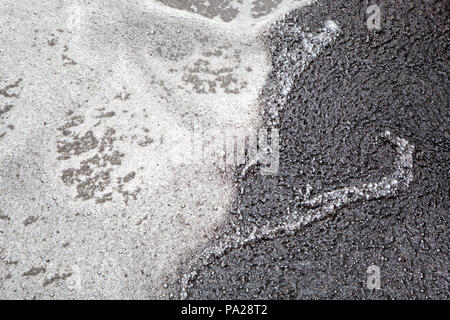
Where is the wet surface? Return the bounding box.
[181,0,449,299]
[0,0,303,299]
[0,0,448,300]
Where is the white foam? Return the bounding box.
[180,130,414,299]
[0,0,318,299]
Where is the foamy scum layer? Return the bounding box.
[0,0,320,299]
[177,15,415,299]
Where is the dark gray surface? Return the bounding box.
[184,0,449,299]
